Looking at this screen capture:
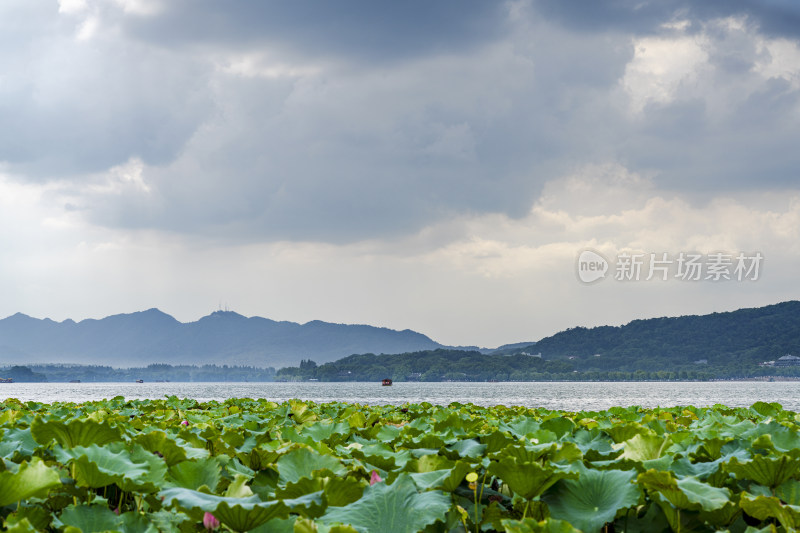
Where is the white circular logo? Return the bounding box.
[576,249,609,284]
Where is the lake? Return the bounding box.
[2,381,799,411]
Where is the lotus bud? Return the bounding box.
[369,470,382,486]
[203,512,220,530]
[181,420,189,426]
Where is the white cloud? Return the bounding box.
[622,34,709,113]
[58,0,88,15]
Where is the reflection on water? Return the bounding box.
[2,381,799,411]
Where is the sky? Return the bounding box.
[2,0,800,348]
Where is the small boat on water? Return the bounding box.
[69,379,81,383]
[0,377,13,383]
[382,378,392,386]
[135,379,144,383]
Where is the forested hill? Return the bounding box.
[277,301,800,381]
[521,300,800,373]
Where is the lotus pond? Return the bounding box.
[1,397,800,532]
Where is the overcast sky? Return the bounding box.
[2,0,800,347]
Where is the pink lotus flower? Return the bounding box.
[370,470,382,486]
[203,512,220,530]
[180,420,189,426]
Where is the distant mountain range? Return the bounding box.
[2,301,798,375]
[0,309,445,369]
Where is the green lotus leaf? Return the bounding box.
[540,417,575,439]
[638,469,731,511]
[373,423,403,443]
[146,509,189,533]
[323,476,365,507]
[118,511,164,533]
[725,453,800,488]
[289,520,359,533]
[672,447,750,480]
[571,428,618,460]
[406,454,454,473]
[322,473,449,533]
[624,499,671,533]
[750,401,782,418]
[740,492,800,531]
[226,473,254,497]
[687,437,731,461]
[276,476,323,500]
[55,443,166,492]
[481,430,514,453]
[166,456,222,491]
[31,417,122,448]
[542,465,640,532]
[248,517,296,533]
[53,503,122,533]
[276,474,363,509]
[131,430,192,466]
[159,486,290,532]
[750,424,800,454]
[0,457,62,507]
[495,443,560,464]
[290,400,318,425]
[262,482,326,518]
[351,442,412,470]
[697,500,741,531]
[409,461,472,492]
[0,428,38,461]
[503,417,541,438]
[238,446,282,471]
[346,411,367,428]
[276,447,346,484]
[4,505,52,532]
[776,479,800,506]
[742,526,779,533]
[603,423,652,444]
[304,420,351,439]
[500,517,581,533]
[446,438,486,459]
[620,433,672,462]
[2,517,39,533]
[488,457,578,500]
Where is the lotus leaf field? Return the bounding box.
[2,397,800,532]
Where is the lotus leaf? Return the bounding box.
[542,465,640,532]
[322,473,449,533]
[0,457,61,507]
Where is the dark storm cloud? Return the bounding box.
[0,2,213,179]
[121,0,509,63]
[3,0,800,244]
[628,79,800,192]
[535,0,800,39]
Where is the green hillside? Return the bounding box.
[278,301,800,381]
[524,301,800,374]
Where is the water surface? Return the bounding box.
[2,381,799,411]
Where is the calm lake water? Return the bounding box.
[1,381,799,411]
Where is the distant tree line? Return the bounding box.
[275,347,800,382]
[276,349,575,382]
[0,364,276,383]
